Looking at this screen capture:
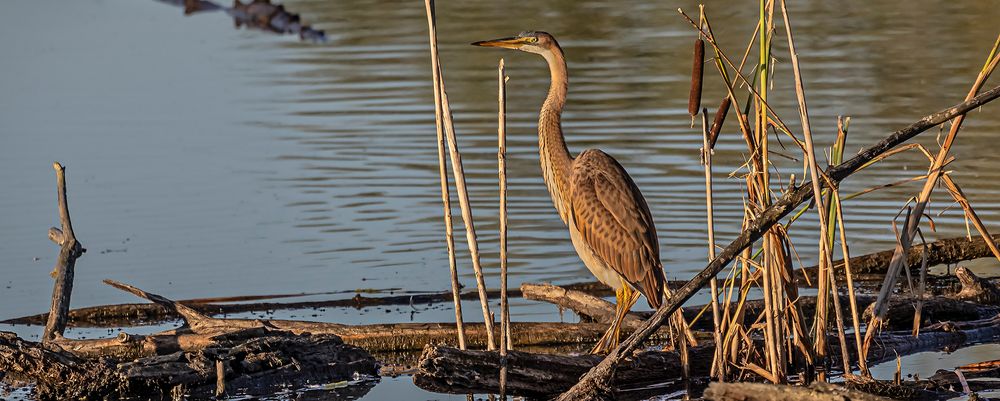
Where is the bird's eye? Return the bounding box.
[527,37,538,43]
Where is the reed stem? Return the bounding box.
[421,0,465,350]
[423,0,496,351]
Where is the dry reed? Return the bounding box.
[422,0,496,351]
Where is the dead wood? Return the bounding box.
[412,344,713,398]
[861,267,1000,331]
[556,85,1000,401]
[955,265,1000,305]
[43,162,86,342]
[798,234,1000,284]
[521,282,642,326]
[705,382,895,401]
[844,376,960,401]
[41,280,670,357]
[411,317,1000,398]
[2,281,625,327]
[0,331,378,401]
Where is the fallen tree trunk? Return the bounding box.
[1,281,625,327]
[0,331,378,401]
[861,266,1000,331]
[44,280,673,358]
[413,315,1000,398]
[413,344,714,398]
[797,234,1000,283]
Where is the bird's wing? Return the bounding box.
[570,149,665,307]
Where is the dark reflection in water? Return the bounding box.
[1,0,1000,399]
[155,0,326,42]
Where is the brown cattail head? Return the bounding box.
[688,38,705,117]
[708,96,731,149]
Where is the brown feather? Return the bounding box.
[570,149,665,308]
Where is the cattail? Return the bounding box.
[708,96,731,149]
[688,38,705,117]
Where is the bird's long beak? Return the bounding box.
[471,36,531,49]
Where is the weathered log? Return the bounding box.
[43,162,86,342]
[1,281,623,327]
[844,376,959,401]
[861,267,1000,331]
[521,282,641,326]
[412,315,1000,398]
[42,280,670,357]
[412,344,713,398]
[862,297,999,331]
[0,331,378,401]
[705,382,894,401]
[798,234,1000,282]
[524,282,878,333]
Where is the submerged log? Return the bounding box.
[413,344,713,398]
[0,331,378,401]
[861,267,1000,331]
[705,382,894,401]
[413,314,1000,397]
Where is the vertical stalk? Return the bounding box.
[497,58,511,398]
[701,108,724,380]
[498,58,512,353]
[423,0,496,350]
[833,188,869,375]
[422,0,466,350]
[779,0,834,374]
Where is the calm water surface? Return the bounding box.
[2,0,1000,399]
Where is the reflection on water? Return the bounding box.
[155,0,327,42]
[2,0,1000,399]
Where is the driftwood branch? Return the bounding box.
[43,162,86,342]
[556,84,1000,401]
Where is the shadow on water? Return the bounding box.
[154,0,327,42]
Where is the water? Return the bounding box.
[2,0,1000,399]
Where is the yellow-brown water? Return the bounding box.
[2,0,1000,399]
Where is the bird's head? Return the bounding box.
[471,31,559,55]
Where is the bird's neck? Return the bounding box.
[539,47,574,224]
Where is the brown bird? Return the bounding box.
[473,31,667,353]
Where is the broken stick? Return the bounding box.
[43,162,86,342]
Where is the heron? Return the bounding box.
[473,31,672,353]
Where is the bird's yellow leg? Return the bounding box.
[610,281,640,349]
[592,286,625,354]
